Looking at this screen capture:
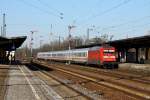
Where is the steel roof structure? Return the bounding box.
[0,36,27,51]
[108,35,150,48]
[75,35,150,49]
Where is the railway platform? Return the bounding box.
[0,65,9,100]
[4,65,63,100]
[119,63,150,71]
[2,64,88,100]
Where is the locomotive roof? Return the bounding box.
[38,48,90,54]
[89,46,101,50]
[72,48,90,52]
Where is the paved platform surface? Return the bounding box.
[119,63,150,71]
[0,65,9,100]
[4,65,63,100]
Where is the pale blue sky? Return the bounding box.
[0,0,150,48]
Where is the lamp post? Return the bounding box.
[50,24,53,51]
[40,36,43,50]
[30,30,37,60]
[68,25,76,64]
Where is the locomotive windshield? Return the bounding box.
[103,49,115,55]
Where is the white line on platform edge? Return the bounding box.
[23,65,64,100]
[19,66,41,100]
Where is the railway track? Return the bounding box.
[48,61,150,85]
[51,63,150,94]
[39,61,150,91]
[94,69,150,84]
[64,63,150,85]
[25,64,96,100]
[32,60,150,100]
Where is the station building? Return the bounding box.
[0,36,26,64]
[108,35,150,64]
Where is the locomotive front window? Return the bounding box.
[104,52,115,55]
[103,49,115,55]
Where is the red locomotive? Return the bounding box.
[37,46,118,68]
[88,46,117,68]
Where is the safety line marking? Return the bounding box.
[23,65,63,100]
[19,66,41,100]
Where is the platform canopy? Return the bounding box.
[108,35,150,48]
[0,36,27,51]
[75,35,150,49]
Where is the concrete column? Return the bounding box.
[118,49,121,62]
[146,48,149,60]
[136,48,139,63]
[125,48,128,62]
[121,48,125,62]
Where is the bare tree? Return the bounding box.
[16,33,114,60]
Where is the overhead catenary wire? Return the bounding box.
[120,22,150,33]
[75,0,150,39]
[12,0,149,40]
[116,24,150,39]
[36,0,64,16]
[99,15,150,32]
[78,0,131,27]
[17,0,62,19]
[99,22,150,40]
[79,15,150,40]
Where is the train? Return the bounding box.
[37,46,118,68]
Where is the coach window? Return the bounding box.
[74,53,77,57]
[52,54,56,56]
[83,52,86,57]
[75,53,77,56]
[72,53,75,57]
[77,53,79,56]
[77,53,79,57]
[78,53,80,57]
[81,52,84,57]
[80,53,82,57]
[81,53,83,57]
